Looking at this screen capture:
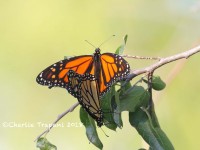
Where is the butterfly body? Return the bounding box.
[93,48,102,88]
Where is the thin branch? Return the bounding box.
[121,54,161,60]
[127,44,200,80]
[35,102,79,142]
[35,44,200,142]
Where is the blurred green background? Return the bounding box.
[1,0,200,149]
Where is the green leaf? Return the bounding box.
[120,81,132,93]
[115,34,128,55]
[152,76,166,91]
[112,91,123,128]
[101,86,118,130]
[124,34,128,44]
[119,86,150,112]
[129,108,174,150]
[80,107,103,150]
[36,137,57,150]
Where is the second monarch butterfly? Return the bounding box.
[36,48,130,97]
[67,70,103,127]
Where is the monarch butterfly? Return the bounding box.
[67,70,103,127]
[36,48,130,97]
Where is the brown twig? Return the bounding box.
[35,44,200,142]
[121,54,161,60]
[127,44,200,80]
[34,102,79,142]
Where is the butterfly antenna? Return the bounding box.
[85,40,97,49]
[100,127,109,137]
[98,35,115,48]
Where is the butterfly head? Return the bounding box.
[96,110,103,127]
[97,121,103,127]
[95,48,101,54]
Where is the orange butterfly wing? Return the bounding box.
[36,55,94,92]
[98,53,130,96]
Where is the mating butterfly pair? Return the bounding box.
[36,48,130,127]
